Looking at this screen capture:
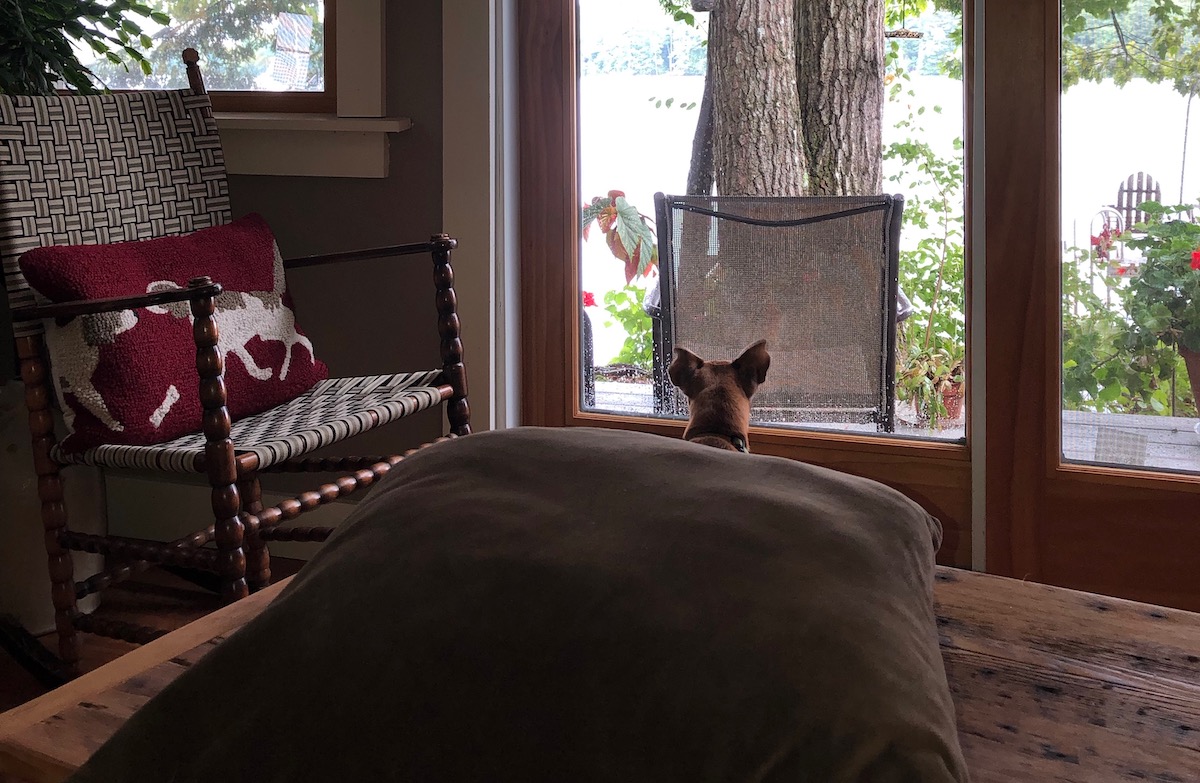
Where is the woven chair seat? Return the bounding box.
[52,372,445,473]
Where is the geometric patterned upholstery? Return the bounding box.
[0,91,230,339]
[51,372,446,472]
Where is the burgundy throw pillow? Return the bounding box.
[19,213,328,452]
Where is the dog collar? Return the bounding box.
[686,431,750,453]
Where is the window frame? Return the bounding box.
[210,0,400,179]
[517,0,1200,609]
[517,0,974,568]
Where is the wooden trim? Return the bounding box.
[1052,463,1200,493]
[1043,0,1064,490]
[982,0,1048,580]
[209,91,334,114]
[518,0,575,428]
[568,410,969,460]
[979,0,1200,609]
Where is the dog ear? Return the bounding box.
[668,347,704,391]
[732,340,771,395]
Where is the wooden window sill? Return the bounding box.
[214,113,412,178]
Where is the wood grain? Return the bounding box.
[938,568,1200,782]
[4,570,1198,782]
[0,578,291,783]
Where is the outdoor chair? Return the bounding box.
[0,49,469,675]
[1112,171,1162,230]
[650,192,903,432]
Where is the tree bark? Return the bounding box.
[795,0,885,195]
[709,0,804,196]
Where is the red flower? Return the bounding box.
[1191,249,1200,270]
[582,291,596,307]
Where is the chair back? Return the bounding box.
[1114,171,1162,229]
[0,89,231,352]
[653,192,903,431]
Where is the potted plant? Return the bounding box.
[1124,201,1200,394]
[579,191,659,386]
[897,343,965,429]
[580,190,659,285]
[1,0,168,95]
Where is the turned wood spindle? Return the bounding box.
[239,473,271,592]
[431,234,471,436]
[18,336,80,674]
[189,276,248,604]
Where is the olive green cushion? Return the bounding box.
[69,426,968,782]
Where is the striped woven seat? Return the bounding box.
[52,372,447,473]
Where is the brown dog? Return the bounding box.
[668,340,771,452]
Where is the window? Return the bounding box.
[519,0,1200,610]
[72,1,396,178]
[1057,0,1200,477]
[520,0,974,570]
[575,0,967,443]
[74,1,334,113]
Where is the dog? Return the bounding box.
[668,339,770,452]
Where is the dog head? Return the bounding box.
[668,340,771,452]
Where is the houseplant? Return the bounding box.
[580,191,659,377]
[580,190,659,284]
[0,0,167,95]
[897,343,964,429]
[1124,201,1200,394]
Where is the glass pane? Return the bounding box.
[1059,0,1200,474]
[578,0,966,442]
[72,1,326,92]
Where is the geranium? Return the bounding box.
[1124,203,1200,358]
[1091,224,1122,261]
[582,291,596,307]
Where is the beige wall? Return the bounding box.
[229,0,446,458]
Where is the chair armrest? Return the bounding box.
[10,279,223,323]
[283,236,457,270]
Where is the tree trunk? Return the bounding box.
[795,0,885,195]
[709,0,804,196]
[686,73,715,196]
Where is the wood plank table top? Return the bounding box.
[2,568,1198,782]
[0,577,291,783]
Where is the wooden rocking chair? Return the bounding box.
[0,50,470,675]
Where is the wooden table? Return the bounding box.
[1,568,1198,782]
[0,578,291,783]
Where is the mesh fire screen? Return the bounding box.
[652,193,903,432]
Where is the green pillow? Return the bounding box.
[70,427,968,782]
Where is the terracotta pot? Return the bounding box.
[1181,345,1200,396]
[940,381,964,422]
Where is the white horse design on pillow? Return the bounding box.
[145,244,316,383]
[47,309,139,433]
[52,244,317,435]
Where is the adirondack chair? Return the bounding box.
[1112,171,1162,230]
